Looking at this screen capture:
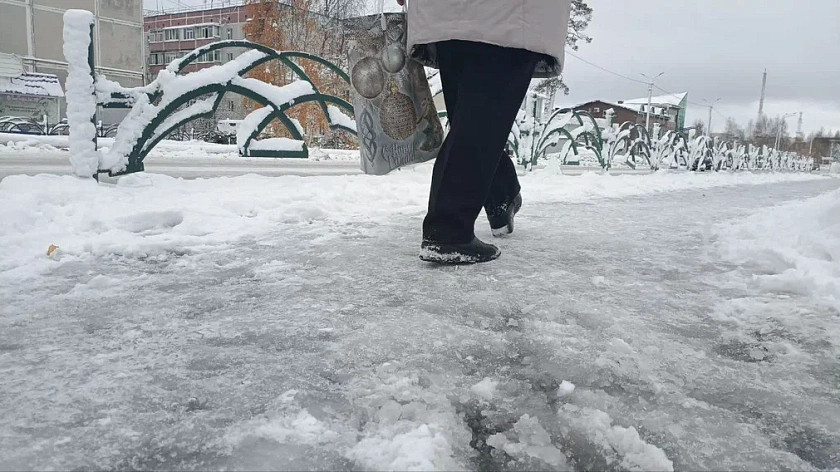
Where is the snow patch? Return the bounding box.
[486,415,570,469]
[347,423,462,471]
[716,187,840,308]
[327,105,357,132]
[470,377,499,401]
[248,137,305,152]
[561,406,674,471]
[557,380,575,398]
[591,275,611,287]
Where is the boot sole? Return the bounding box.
[491,197,521,238]
[419,248,500,265]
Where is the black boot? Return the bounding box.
[488,193,522,237]
[419,237,501,264]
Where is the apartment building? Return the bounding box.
[144,1,248,120]
[0,0,144,123]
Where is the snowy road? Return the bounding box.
[0,153,364,179]
[0,152,657,180]
[1,168,838,470]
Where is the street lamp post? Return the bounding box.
[774,112,798,150]
[641,72,665,134]
[703,98,722,137]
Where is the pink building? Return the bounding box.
[144,2,249,119]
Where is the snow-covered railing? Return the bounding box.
[62,11,357,177]
[518,104,814,174]
[62,10,99,177]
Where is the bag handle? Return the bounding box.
[376,0,387,30]
[377,0,406,31]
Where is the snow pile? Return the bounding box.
[486,415,570,469]
[716,187,840,308]
[225,390,341,448]
[144,140,238,157]
[62,9,99,177]
[0,136,65,153]
[560,406,674,471]
[308,148,360,162]
[343,365,470,471]
[348,424,463,471]
[470,377,499,400]
[248,137,305,152]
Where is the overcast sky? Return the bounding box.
[145,0,840,134]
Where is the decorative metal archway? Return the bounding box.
[89,37,357,176]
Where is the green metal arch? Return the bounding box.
[572,110,603,146]
[627,123,653,169]
[534,126,579,164]
[118,41,358,174]
[238,96,355,158]
[577,130,607,169]
[173,41,349,83]
[240,106,305,157]
[159,41,351,138]
[119,80,355,175]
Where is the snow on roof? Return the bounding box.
[0,52,24,78]
[623,92,687,108]
[0,73,64,98]
[160,22,220,30]
[560,100,639,113]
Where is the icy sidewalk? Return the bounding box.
[0,170,838,470]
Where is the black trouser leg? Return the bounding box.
[484,151,521,218]
[422,40,538,244]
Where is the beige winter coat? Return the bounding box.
[406,0,572,78]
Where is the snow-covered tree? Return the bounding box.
[531,0,592,99]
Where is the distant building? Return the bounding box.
[0,67,63,122]
[561,92,688,133]
[567,100,650,129]
[144,2,249,121]
[811,136,840,165]
[0,0,145,123]
[621,92,688,131]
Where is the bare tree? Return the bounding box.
[243,0,356,147]
[722,117,745,142]
[691,119,705,137]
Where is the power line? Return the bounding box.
[564,50,738,123]
[564,49,648,85]
[652,84,707,108]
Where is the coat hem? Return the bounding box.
[409,41,562,79]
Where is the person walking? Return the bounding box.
[397,0,572,264]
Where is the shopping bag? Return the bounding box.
[344,13,444,175]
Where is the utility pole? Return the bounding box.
[703,97,721,137]
[641,72,665,133]
[796,112,804,140]
[757,69,767,122]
